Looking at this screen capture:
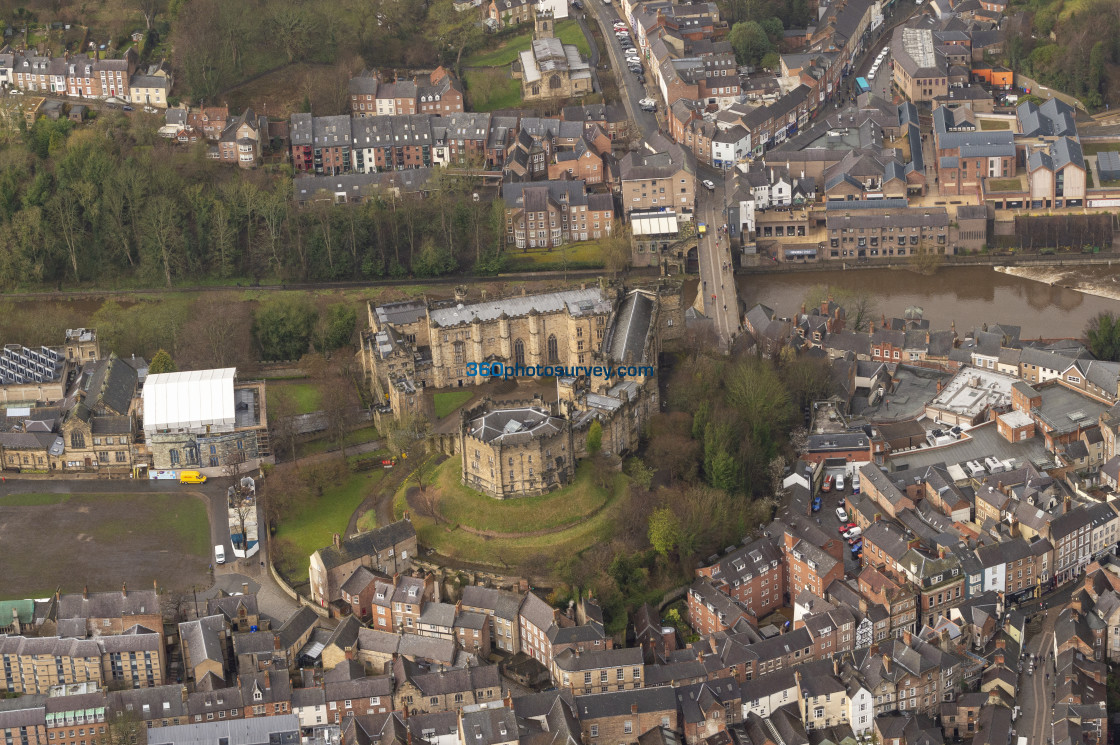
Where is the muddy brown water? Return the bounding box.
[738,265,1120,339]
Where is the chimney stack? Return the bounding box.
[882,655,891,672]
[632,703,639,715]
[121,582,127,598]
[334,533,341,550]
[153,579,158,592]
[243,583,250,596]
[902,629,913,645]
[273,633,282,651]
[83,586,89,600]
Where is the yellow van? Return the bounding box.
[179,470,207,484]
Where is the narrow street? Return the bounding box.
[1020,608,1057,745]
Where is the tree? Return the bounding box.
[314,303,358,353]
[648,507,682,560]
[320,360,359,454]
[268,389,302,464]
[1086,311,1120,361]
[137,0,165,30]
[253,297,318,362]
[387,414,434,489]
[149,349,177,374]
[587,420,603,454]
[729,21,770,65]
[603,221,631,278]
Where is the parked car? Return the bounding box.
[626,57,641,65]
[702,179,715,191]
[843,526,862,540]
[214,544,226,564]
[812,496,821,512]
[823,474,833,492]
[571,0,582,8]
[835,473,845,491]
[636,74,645,83]
[835,507,848,522]
[850,541,862,552]
[852,474,861,494]
[122,105,134,111]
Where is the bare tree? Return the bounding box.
[320,360,360,455]
[388,414,435,491]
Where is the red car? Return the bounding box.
[838,525,848,534]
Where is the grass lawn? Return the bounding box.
[506,241,606,271]
[356,509,378,533]
[979,119,1011,130]
[556,19,592,57]
[464,19,589,67]
[0,492,210,599]
[987,178,1023,192]
[434,390,474,419]
[274,469,385,560]
[298,426,382,457]
[394,459,629,566]
[464,69,523,112]
[0,493,71,506]
[1080,142,1120,156]
[267,381,322,416]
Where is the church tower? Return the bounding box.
[534,5,554,38]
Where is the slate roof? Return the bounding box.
[314,519,416,571]
[573,687,678,719]
[460,586,522,621]
[59,587,159,621]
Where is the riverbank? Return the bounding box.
[739,253,1120,274]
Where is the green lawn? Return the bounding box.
[88,494,211,556]
[394,458,630,566]
[464,19,590,67]
[464,69,524,112]
[979,119,1011,130]
[987,178,1023,192]
[356,509,378,533]
[506,241,607,271]
[0,493,71,506]
[267,381,322,415]
[429,458,612,532]
[297,426,383,457]
[274,469,385,559]
[1080,142,1120,156]
[434,390,474,418]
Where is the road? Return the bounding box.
[694,171,740,346]
[586,1,742,346]
[585,0,658,138]
[1020,608,1057,745]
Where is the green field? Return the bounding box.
[394,458,629,566]
[506,241,607,271]
[274,469,385,559]
[464,69,524,111]
[434,390,475,418]
[464,19,590,67]
[1080,142,1120,156]
[267,381,322,415]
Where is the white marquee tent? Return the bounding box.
[142,368,237,435]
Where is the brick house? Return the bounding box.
[674,679,741,744]
[488,0,534,28]
[308,519,417,608]
[783,530,844,599]
[695,536,785,621]
[548,138,606,184]
[686,578,753,636]
[460,586,522,654]
[502,179,614,249]
[217,108,261,168]
[323,675,394,724]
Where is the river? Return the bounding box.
[738,265,1120,339]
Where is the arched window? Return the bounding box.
[70,432,85,449]
[547,334,558,363]
[549,74,562,90]
[514,339,525,367]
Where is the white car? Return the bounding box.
[835,473,845,491]
[702,179,715,191]
[867,71,875,80]
[881,46,889,56]
[626,56,641,64]
[836,507,848,522]
[639,97,657,107]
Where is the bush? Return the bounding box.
[253,297,318,362]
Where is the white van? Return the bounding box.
[214,545,226,564]
[835,474,845,492]
[843,526,863,540]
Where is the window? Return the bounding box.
[624,722,633,734]
[590,726,599,738]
